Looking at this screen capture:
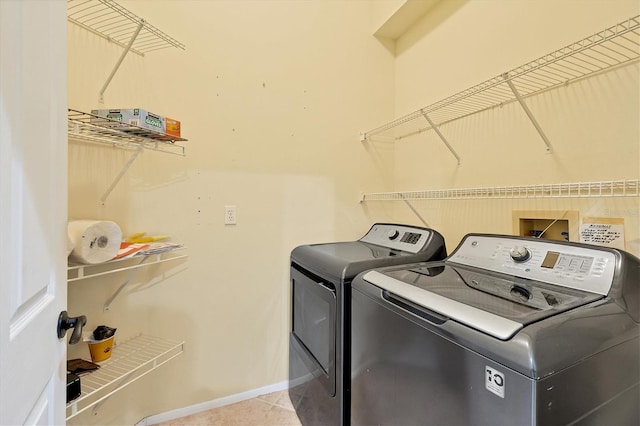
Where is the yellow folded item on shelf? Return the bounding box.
[127,231,147,241]
[128,235,170,244]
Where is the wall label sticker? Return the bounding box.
[580,217,625,250]
[485,366,505,398]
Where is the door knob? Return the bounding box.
[57,310,87,344]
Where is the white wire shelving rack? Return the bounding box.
[67,0,186,102]
[360,179,640,202]
[68,109,188,203]
[67,0,185,56]
[66,334,184,420]
[67,1,187,201]
[66,5,186,415]
[68,109,187,153]
[361,15,640,163]
[68,246,187,311]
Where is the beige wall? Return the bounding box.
[387,0,640,253]
[67,1,394,424]
[66,0,639,424]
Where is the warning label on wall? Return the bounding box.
[579,217,625,250]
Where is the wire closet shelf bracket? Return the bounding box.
[67,0,186,103]
[67,109,188,204]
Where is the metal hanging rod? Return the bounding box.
[360,179,640,202]
[67,0,185,56]
[362,15,640,142]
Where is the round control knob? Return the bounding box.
[387,230,400,240]
[509,246,531,262]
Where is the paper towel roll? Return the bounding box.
[68,220,122,264]
[67,234,75,257]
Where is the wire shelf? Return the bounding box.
[66,334,184,420]
[67,246,187,283]
[361,179,640,202]
[67,0,185,56]
[68,246,187,310]
[68,109,187,156]
[363,15,640,141]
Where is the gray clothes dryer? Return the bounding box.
[288,223,447,426]
[351,234,640,426]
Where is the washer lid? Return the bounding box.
[362,263,604,340]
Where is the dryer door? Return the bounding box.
[290,265,337,396]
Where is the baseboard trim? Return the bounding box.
[140,380,290,425]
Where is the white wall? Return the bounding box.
[385,0,640,253]
[67,1,394,424]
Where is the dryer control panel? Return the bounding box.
[360,224,433,254]
[448,235,617,295]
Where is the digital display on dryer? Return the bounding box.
[400,232,421,244]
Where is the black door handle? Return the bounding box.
[57,310,87,344]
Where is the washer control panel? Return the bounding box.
[360,224,432,254]
[448,235,617,295]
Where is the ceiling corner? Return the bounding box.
[373,0,442,40]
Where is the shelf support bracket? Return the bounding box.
[99,20,144,104]
[400,194,430,228]
[503,73,553,153]
[100,142,146,205]
[421,112,461,166]
[104,256,150,311]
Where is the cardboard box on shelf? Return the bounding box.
[90,108,166,134]
[165,117,181,138]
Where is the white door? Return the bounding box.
[0,1,68,424]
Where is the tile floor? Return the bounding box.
[158,390,302,426]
